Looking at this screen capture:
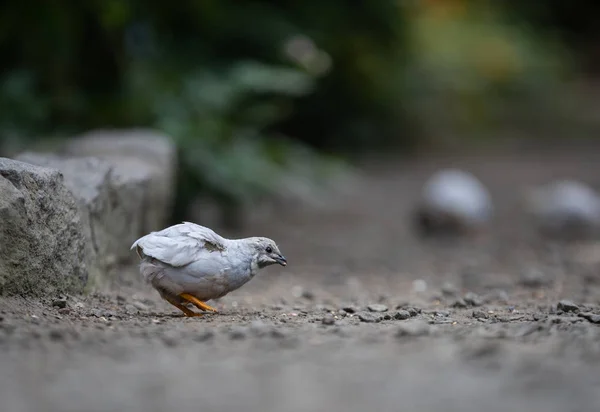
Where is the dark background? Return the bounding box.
[1,0,599,220]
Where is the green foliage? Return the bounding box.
[401,1,573,140]
[0,0,410,217]
[125,59,334,210]
[0,0,583,217]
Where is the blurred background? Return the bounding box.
[2,0,600,225]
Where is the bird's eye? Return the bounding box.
[266,246,273,253]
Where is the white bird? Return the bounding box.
[130,222,287,316]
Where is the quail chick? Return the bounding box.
[131,221,287,316]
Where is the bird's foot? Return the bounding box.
[179,293,218,313]
[163,296,204,317]
[183,312,204,317]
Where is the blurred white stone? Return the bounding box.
[527,180,600,240]
[415,169,493,236]
[412,279,428,293]
[291,285,304,299]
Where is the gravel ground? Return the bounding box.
[2,142,600,412]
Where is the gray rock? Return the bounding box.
[15,153,149,280]
[124,304,138,314]
[406,307,421,317]
[132,301,150,312]
[358,312,382,323]
[464,292,483,307]
[52,299,68,309]
[394,310,411,320]
[557,300,579,313]
[578,312,600,324]
[321,315,336,325]
[483,289,510,304]
[342,305,358,314]
[367,304,388,313]
[472,310,489,319]
[441,282,459,296]
[0,158,88,296]
[63,129,177,233]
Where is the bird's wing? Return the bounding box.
[130,222,227,267]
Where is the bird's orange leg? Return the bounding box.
[179,293,218,313]
[164,295,203,317]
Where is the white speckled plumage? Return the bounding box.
[131,222,286,312]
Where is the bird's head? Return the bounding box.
[248,237,287,268]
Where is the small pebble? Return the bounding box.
[578,312,600,324]
[407,307,421,317]
[291,286,304,298]
[322,315,336,326]
[394,310,411,320]
[58,308,71,315]
[342,306,358,314]
[483,289,510,304]
[464,292,483,307]
[441,282,459,296]
[519,269,551,288]
[472,310,489,319]
[133,301,150,311]
[358,313,382,323]
[52,299,67,309]
[412,279,427,293]
[125,305,138,314]
[557,300,579,313]
[91,309,104,318]
[367,304,388,313]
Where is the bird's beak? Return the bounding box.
[274,255,287,266]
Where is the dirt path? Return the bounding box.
[2,142,600,412]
